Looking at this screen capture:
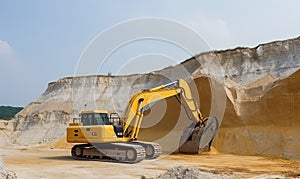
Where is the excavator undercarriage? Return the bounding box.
[71,142,161,163]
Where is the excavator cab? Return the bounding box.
[80,111,109,126]
[79,111,124,137]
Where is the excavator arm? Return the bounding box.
[122,79,219,154]
[123,88,181,139]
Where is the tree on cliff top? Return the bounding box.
[0,106,23,119]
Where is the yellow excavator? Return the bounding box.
[67,79,219,163]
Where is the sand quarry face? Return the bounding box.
[1,37,300,178]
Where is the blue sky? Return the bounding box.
[1,0,300,106]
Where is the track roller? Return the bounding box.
[132,141,161,159]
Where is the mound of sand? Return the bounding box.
[0,159,16,179]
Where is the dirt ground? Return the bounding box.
[1,145,300,179]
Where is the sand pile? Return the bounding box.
[0,159,16,179]
[0,120,14,147]
[4,36,300,159]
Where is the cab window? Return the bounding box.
[81,114,93,126]
[81,113,109,126]
[94,113,109,125]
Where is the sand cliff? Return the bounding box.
[4,36,300,160]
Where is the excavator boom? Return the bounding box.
[122,79,219,154]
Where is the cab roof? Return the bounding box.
[81,110,108,114]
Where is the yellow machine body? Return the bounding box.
[67,124,130,143]
[66,79,219,163]
[67,110,130,143]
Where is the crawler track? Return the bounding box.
[71,142,146,163]
[132,141,162,159]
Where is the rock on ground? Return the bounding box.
[154,166,229,179]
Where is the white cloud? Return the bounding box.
[0,40,13,57]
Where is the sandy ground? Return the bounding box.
[1,145,300,179]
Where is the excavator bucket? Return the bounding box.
[179,117,219,154]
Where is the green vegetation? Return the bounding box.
[0,106,23,119]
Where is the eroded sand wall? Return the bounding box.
[214,70,300,159]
